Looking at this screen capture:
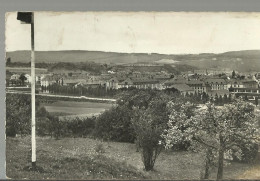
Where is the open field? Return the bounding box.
[42,100,114,115]
[6,137,260,180]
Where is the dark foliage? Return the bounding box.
[43,84,118,98]
[131,108,163,171]
[37,115,96,139]
[6,94,31,137]
[233,143,259,163]
[94,105,135,142]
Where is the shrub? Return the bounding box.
[6,94,31,137]
[131,108,163,171]
[37,117,50,136]
[139,127,163,171]
[241,144,259,163]
[6,93,98,138]
[50,116,63,139]
[36,107,51,136]
[94,106,135,143]
[233,143,259,163]
[65,117,96,137]
[6,125,16,137]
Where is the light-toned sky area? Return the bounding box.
[5,12,260,54]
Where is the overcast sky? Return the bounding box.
[5,12,260,54]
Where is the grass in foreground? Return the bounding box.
[6,137,145,179]
[6,136,260,180]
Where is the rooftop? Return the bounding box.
[169,84,194,92]
[204,78,227,84]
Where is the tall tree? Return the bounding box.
[163,100,259,180]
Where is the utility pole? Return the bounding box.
[17,12,36,170]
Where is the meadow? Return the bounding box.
[42,100,114,116]
[6,136,260,180]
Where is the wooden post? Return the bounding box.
[17,11,37,170]
[31,12,36,170]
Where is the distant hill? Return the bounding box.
[179,50,260,72]
[6,50,260,72]
[6,50,179,64]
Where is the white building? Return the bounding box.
[10,74,20,80]
[24,74,31,83]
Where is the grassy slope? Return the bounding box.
[6,137,145,179]
[6,137,260,180]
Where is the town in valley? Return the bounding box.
[6,52,260,104]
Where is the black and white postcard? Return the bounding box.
[5,12,260,180]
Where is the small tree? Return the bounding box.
[228,94,232,102]
[218,95,223,105]
[202,92,209,103]
[232,70,236,78]
[19,73,27,86]
[51,116,62,139]
[244,95,248,101]
[131,107,163,171]
[36,107,50,136]
[6,57,11,65]
[162,101,212,177]
[223,94,228,104]
[214,93,219,104]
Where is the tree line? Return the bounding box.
[6,57,108,74]
[42,84,119,98]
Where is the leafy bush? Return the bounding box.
[6,125,17,137]
[36,107,51,136]
[65,117,96,137]
[94,105,135,143]
[131,107,163,171]
[233,143,259,163]
[37,117,51,136]
[35,105,96,138]
[37,115,96,138]
[36,114,61,139]
[6,94,98,138]
[6,94,31,137]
